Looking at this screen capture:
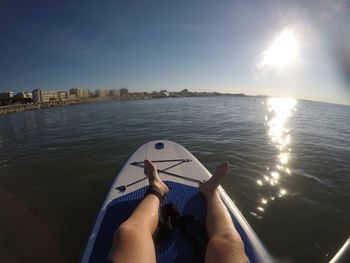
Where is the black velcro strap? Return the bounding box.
[144,185,164,202]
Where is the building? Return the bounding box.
[70,87,89,98]
[95,89,108,97]
[40,90,58,102]
[58,91,68,100]
[160,90,170,97]
[32,89,68,103]
[109,89,120,97]
[32,89,41,103]
[15,92,33,99]
[119,88,129,97]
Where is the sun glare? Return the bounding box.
[252,98,297,218]
[257,29,300,71]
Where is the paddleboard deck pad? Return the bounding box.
[81,140,272,263]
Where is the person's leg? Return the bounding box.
[200,162,248,263]
[107,160,169,263]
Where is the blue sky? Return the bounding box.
[1,0,350,105]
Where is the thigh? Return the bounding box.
[108,224,156,263]
[205,234,248,263]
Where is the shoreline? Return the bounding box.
[0,94,251,116]
[0,96,131,116]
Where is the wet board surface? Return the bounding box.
[80,140,272,263]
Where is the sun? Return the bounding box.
[259,29,300,71]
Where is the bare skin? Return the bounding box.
[199,161,248,263]
[108,160,248,263]
[107,160,169,263]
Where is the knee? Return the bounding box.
[209,231,245,250]
[207,232,248,262]
[113,220,139,240]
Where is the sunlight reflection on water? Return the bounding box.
[251,97,297,218]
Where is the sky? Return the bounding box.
[1,0,350,105]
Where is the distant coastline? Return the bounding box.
[0,97,113,116]
[0,92,248,116]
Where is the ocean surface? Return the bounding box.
[0,96,349,263]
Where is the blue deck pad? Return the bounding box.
[89,181,257,263]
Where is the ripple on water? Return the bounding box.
[0,97,349,262]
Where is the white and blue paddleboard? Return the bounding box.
[81,140,272,263]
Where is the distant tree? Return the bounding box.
[13,93,25,104]
[23,98,33,104]
[180,89,189,94]
[0,93,13,105]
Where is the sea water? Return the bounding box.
[0,96,349,262]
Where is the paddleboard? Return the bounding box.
[80,140,272,263]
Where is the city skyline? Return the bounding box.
[1,1,350,105]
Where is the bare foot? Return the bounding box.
[199,161,229,197]
[144,159,169,197]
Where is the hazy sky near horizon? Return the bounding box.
[1,0,350,104]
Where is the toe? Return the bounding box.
[214,161,229,176]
